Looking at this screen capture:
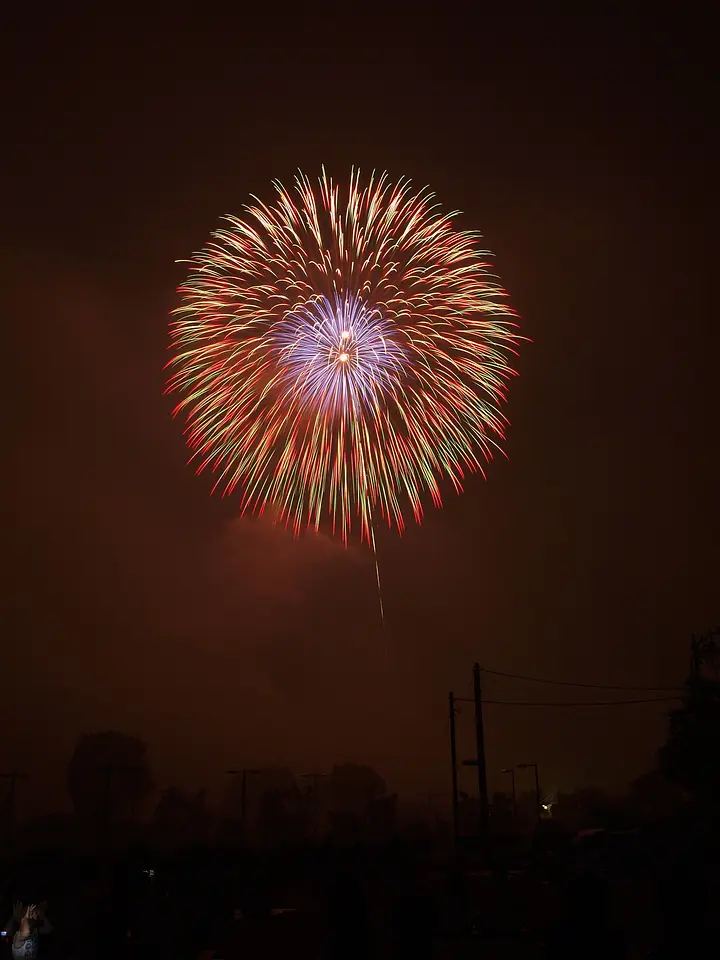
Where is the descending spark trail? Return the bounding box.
[368,508,385,630]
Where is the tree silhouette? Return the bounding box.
[660,676,720,804]
[366,791,397,842]
[551,789,616,831]
[328,763,388,842]
[329,763,386,816]
[67,731,153,826]
[628,769,684,822]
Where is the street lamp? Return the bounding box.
[516,763,542,826]
[500,767,517,819]
[226,768,260,840]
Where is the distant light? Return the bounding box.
[339,353,349,363]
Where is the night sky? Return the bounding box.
[3,14,716,818]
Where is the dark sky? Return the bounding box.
[2,14,716,817]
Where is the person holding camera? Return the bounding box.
[5,901,53,959]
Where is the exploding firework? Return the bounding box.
[168,169,520,544]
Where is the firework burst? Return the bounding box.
[168,169,520,544]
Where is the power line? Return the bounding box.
[454,695,680,706]
[482,696,681,707]
[482,667,684,692]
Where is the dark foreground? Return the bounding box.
[3,820,719,958]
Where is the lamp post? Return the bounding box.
[500,767,517,820]
[517,763,541,826]
[226,768,260,842]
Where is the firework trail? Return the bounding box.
[168,169,520,559]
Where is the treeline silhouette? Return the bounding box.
[11,736,399,855]
[2,630,720,957]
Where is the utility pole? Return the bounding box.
[1,772,27,849]
[448,692,460,849]
[227,769,260,843]
[472,663,489,842]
